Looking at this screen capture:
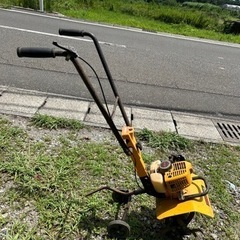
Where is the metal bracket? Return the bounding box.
[52,41,78,59]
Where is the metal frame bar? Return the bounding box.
[81,31,131,127]
[70,56,131,156]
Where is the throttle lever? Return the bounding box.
[52,41,78,59]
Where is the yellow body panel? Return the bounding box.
[122,126,148,177]
[156,178,214,220]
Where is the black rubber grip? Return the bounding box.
[59,28,84,37]
[17,47,57,58]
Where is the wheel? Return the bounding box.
[107,219,130,239]
[112,190,130,205]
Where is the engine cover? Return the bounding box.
[150,160,193,196]
[165,161,193,193]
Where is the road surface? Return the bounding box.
[0,8,240,119]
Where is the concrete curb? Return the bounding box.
[0,85,240,145]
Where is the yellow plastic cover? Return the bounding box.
[156,177,214,220]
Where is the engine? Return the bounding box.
[150,157,194,199]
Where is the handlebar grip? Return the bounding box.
[17,47,64,58]
[59,28,84,37]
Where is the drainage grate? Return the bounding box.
[214,121,240,142]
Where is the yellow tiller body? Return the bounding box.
[17,30,214,239]
[123,127,214,222]
[150,160,214,220]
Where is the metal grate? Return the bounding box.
[215,121,240,142]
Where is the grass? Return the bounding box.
[30,114,84,130]
[137,128,192,151]
[0,114,239,239]
[1,0,240,43]
[56,5,240,43]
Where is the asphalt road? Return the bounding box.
[0,8,240,119]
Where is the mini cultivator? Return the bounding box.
[17,29,214,239]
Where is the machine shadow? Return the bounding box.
[74,203,201,240]
[125,205,196,240]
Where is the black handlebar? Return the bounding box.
[17,47,66,58]
[59,28,85,37]
[16,30,131,154]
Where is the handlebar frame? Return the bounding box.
[59,29,131,127]
[16,34,131,156]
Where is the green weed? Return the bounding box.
[137,128,192,151]
[30,114,84,130]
